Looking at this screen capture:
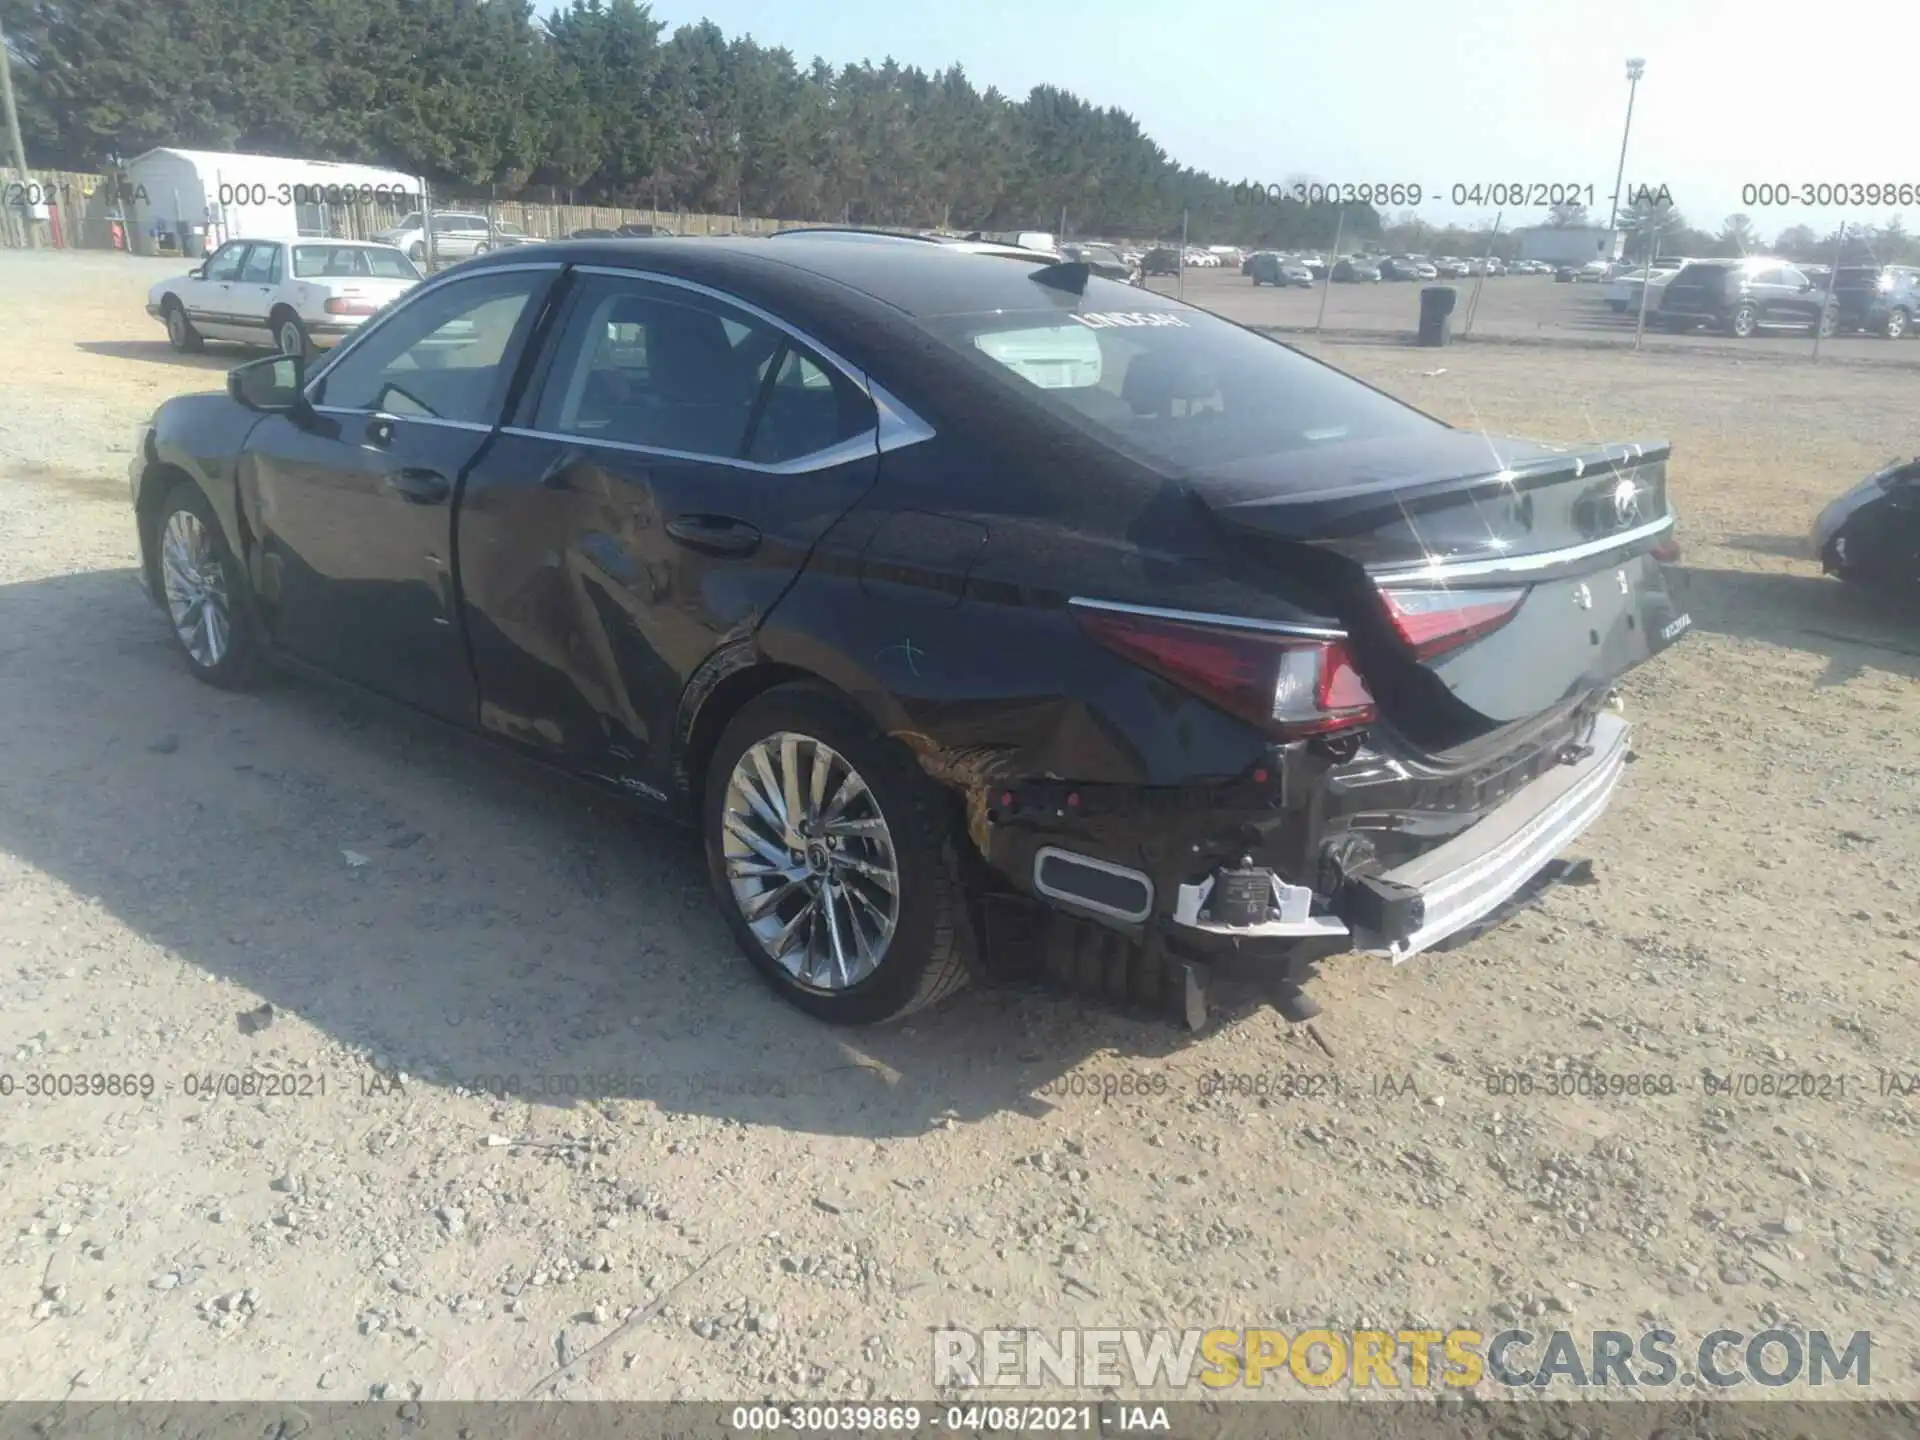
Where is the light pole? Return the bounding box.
[0,15,40,249]
[1605,58,1645,249]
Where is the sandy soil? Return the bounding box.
[1,248,1917,1405]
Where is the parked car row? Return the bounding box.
[1646,258,1920,340]
[370,211,544,262]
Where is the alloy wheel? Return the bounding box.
[1732,306,1757,338]
[1888,309,1909,340]
[166,308,186,346]
[160,509,230,668]
[720,731,900,991]
[278,320,302,356]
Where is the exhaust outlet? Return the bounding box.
[1033,847,1154,924]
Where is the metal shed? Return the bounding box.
[125,148,424,251]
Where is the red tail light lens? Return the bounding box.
[1074,608,1376,738]
[324,297,380,315]
[1379,586,1524,659]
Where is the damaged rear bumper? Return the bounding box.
[1165,712,1631,959]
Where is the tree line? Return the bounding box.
[0,0,1380,247]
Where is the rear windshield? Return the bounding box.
[293,245,420,280]
[926,303,1444,471]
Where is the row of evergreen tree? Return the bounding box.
[2,0,1382,246]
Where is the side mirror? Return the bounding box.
[228,353,305,413]
[189,264,206,280]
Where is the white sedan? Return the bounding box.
[1605,258,1690,311]
[147,238,422,359]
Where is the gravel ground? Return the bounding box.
[2,248,1918,1404]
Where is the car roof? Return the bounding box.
[452,234,1171,321]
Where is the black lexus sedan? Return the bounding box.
[129,234,1690,1027]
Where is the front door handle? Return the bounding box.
[666,514,761,556]
[387,467,451,505]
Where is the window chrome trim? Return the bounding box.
[869,379,936,453]
[499,426,880,476]
[310,404,495,434]
[1368,514,1675,585]
[572,264,936,454]
[300,261,566,401]
[1067,596,1347,640]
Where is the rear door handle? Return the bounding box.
[666,514,761,556]
[387,467,451,505]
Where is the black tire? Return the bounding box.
[702,682,975,1025]
[270,308,313,361]
[151,481,260,689]
[1729,303,1758,338]
[162,297,203,353]
[1885,308,1910,340]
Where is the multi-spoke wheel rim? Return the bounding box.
[167,308,186,345]
[721,732,899,992]
[1888,310,1907,339]
[160,509,230,668]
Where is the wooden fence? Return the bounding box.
[2,167,903,253]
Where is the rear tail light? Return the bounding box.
[1073,608,1376,738]
[324,297,380,315]
[1379,587,1524,659]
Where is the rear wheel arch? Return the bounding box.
[268,305,310,357]
[677,656,816,805]
[676,652,925,808]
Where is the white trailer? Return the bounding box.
[1515,226,1623,266]
[125,148,423,251]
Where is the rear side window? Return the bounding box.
[927,301,1443,473]
[532,274,873,464]
[293,246,420,280]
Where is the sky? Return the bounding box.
[623,0,1911,242]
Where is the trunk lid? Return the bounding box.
[1191,430,1688,747]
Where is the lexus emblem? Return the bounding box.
[1611,477,1642,526]
[1572,582,1593,610]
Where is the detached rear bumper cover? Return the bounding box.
[1170,713,1632,960]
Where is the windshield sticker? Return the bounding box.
[1069,311,1189,329]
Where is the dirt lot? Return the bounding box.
[2,248,1918,1405]
[1153,267,1920,369]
